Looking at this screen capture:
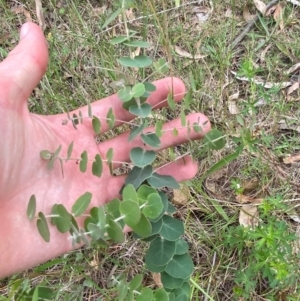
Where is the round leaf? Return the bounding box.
[118,86,132,102]
[154,288,169,301]
[119,200,141,227]
[129,103,152,118]
[106,215,125,243]
[165,253,194,279]
[131,213,152,238]
[203,129,225,150]
[131,83,145,98]
[145,236,176,266]
[148,173,180,189]
[130,147,156,168]
[175,239,189,255]
[159,216,184,241]
[141,133,161,148]
[125,165,153,189]
[161,272,184,289]
[143,193,164,220]
[136,287,153,301]
[122,184,138,203]
[129,274,143,291]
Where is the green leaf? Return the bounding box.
[131,83,145,98]
[110,35,129,45]
[47,145,62,170]
[145,236,176,266]
[118,56,152,68]
[175,294,188,301]
[79,151,88,173]
[66,141,74,160]
[175,239,189,255]
[129,103,152,118]
[119,200,141,227]
[106,148,114,174]
[106,214,125,243]
[145,259,166,273]
[102,8,122,29]
[144,81,156,93]
[165,253,194,279]
[88,102,92,118]
[107,108,115,129]
[124,40,151,48]
[155,120,163,137]
[154,288,169,301]
[92,116,101,135]
[129,121,147,141]
[122,184,138,203]
[106,148,114,163]
[87,223,105,241]
[136,287,153,301]
[92,154,103,177]
[148,173,180,189]
[137,184,157,204]
[183,88,192,109]
[151,218,163,235]
[131,213,152,238]
[37,212,50,243]
[27,195,36,221]
[106,198,121,219]
[125,165,153,189]
[173,282,191,297]
[55,204,72,233]
[129,274,143,291]
[153,58,169,73]
[141,133,161,148]
[180,111,186,127]
[166,202,177,214]
[126,290,134,301]
[118,86,133,102]
[143,193,164,219]
[200,151,241,182]
[117,279,127,301]
[40,150,52,160]
[130,147,156,168]
[203,129,225,150]
[161,272,184,289]
[72,113,79,129]
[167,94,176,110]
[72,192,92,217]
[159,215,184,241]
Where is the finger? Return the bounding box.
[0,22,48,105]
[102,155,199,203]
[99,112,211,168]
[52,77,186,132]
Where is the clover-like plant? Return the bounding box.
[26,2,225,300]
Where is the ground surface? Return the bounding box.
[1,0,300,300]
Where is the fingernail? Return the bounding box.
[20,23,30,39]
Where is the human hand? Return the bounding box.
[0,22,211,278]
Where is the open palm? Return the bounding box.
[0,23,210,278]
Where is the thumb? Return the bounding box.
[0,22,48,105]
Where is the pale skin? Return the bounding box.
[0,23,211,278]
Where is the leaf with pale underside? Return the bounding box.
[72,192,92,217]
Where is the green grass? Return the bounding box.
[1,0,300,300]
